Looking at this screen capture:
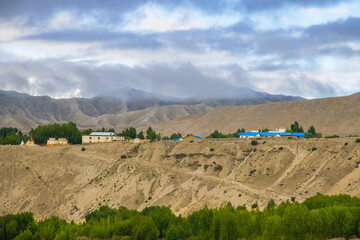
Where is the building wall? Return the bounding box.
[82,135,115,144]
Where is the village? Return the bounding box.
[19,128,308,147]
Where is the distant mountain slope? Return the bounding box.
[0,88,302,131]
[154,92,360,137]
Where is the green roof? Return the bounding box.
[90,132,116,136]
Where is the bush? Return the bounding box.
[312,147,318,151]
[279,147,284,150]
[344,142,348,146]
[251,140,258,146]
[356,139,360,143]
[210,148,214,152]
[251,202,258,209]
[121,155,127,159]
[81,147,86,151]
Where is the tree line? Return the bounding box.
[1,194,360,240]
[30,122,82,145]
[0,127,29,145]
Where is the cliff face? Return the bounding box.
[1,138,359,222]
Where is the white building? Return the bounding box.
[82,132,124,144]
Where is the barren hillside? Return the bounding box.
[155,93,360,137]
[1,138,359,222]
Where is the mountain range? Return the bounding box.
[0,87,303,131]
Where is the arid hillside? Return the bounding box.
[0,138,359,222]
[155,92,360,137]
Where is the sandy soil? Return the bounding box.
[0,138,359,222]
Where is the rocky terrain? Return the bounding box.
[155,92,360,137]
[0,88,302,131]
[1,138,359,222]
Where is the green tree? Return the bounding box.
[262,215,283,240]
[13,230,33,240]
[137,131,145,140]
[146,127,157,142]
[132,217,159,240]
[166,224,186,240]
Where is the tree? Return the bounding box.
[262,215,283,240]
[170,133,182,140]
[289,121,304,133]
[132,217,159,240]
[13,230,33,240]
[308,125,316,134]
[137,131,145,140]
[166,224,186,240]
[146,127,157,142]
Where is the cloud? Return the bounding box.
[0,60,253,99]
[239,0,350,12]
[254,16,360,59]
[0,59,346,99]
[22,30,163,49]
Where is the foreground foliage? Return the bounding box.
[1,194,360,240]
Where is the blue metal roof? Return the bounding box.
[193,135,204,139]
[172,138,181,141]
[237,131,306,138]
[259,132,279,137]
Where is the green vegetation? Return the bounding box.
[120,127,137,139]
[30,122,82,144]
[2,194,360,240]
[286,121,304,133]
[251,140,258,146]
[137,131,145,140]
[0,127,29,145]
[206,128,245,138]
[146,127,161,142]
[170,133,182,140]
[324,135,340,138]
[81,147,86,151]
[356,138,360,143]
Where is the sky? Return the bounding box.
[0,0,360,99]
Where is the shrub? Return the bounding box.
[210,148,214,152]
[121,155,127,159]
[190,140,194,143]
[312,147,318,151]
[81,147,86,151]
[251,140,258,146]
[251,202,258,209]
[279,147,284,150]
[356,139,360,143]
[344,142,348,146]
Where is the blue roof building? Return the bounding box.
[237,131,307,138]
